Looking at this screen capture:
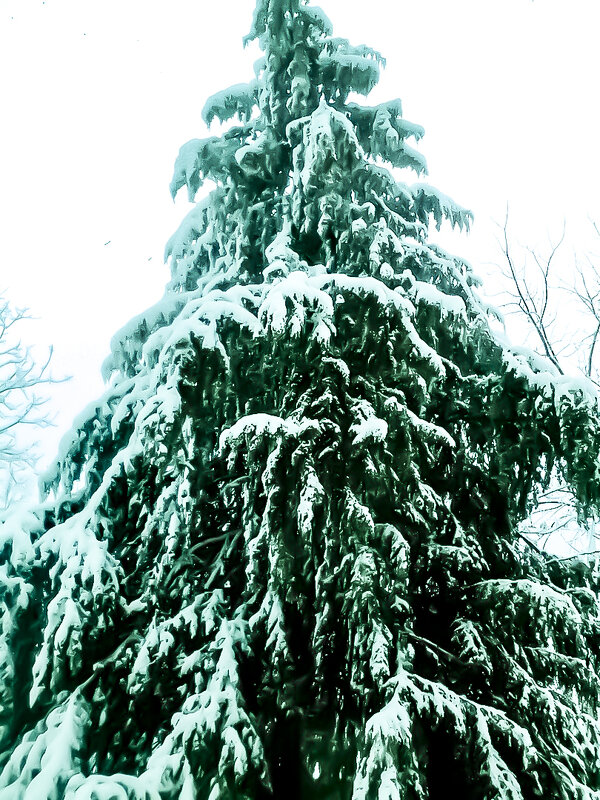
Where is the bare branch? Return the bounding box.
[0,296,63,509]
[498,209,564,374]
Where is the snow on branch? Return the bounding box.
[202,81,259,127]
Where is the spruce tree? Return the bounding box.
[1,1,600,797]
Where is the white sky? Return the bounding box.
[1,0,600,480]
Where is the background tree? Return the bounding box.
[499,212,600,557]
[1,1,600,798]
[0,297,53,511]
[498,212,600,384]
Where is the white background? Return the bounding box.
[1,0,599,483]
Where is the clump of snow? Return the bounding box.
[412,280,467,319]
[349,400,388,446]
[259,270,334,341]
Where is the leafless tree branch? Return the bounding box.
[0,296,63,510]
[498,208,565,374]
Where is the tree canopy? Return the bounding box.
[1,1,600,798]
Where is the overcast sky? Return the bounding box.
[1,0,600,480]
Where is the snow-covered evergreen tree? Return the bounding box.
[2,1,600,797]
